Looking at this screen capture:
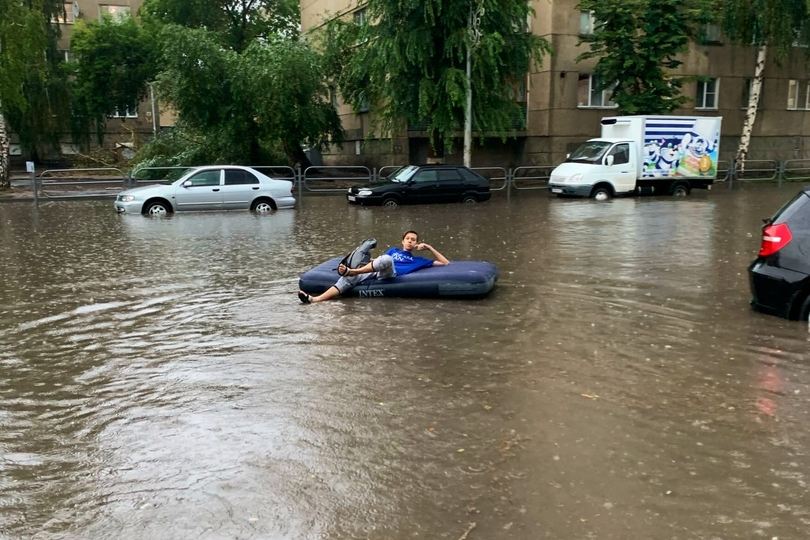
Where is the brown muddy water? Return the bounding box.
[1,184,809,540]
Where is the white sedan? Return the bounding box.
[115,165,296,215]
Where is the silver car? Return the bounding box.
[114,165,296,215]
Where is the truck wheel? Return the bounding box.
[671,184,689,197]
[591,187,611,201]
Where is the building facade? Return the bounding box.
[301,0,810,168]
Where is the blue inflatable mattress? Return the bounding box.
[299,257,499,299]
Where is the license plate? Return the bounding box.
[347,195,356,202]
[551,188,562,194]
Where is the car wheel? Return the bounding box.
[461,195,478,203]
[382,197,399,208]
[591,187,611,201]
[252,200,275,213]
[671,184,689,197]
[143,201,171,215]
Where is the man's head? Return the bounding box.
[401,230,419,251]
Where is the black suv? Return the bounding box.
[347,164,491,207]
[749,187,810,320]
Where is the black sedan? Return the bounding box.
[749,187,810,320]
[347,165,491,207]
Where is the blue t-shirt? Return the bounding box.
[385,247,434,276]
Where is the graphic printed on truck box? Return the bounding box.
[642,117,721,179]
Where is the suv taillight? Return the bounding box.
[759,223,792,257]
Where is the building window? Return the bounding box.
[329,86,338,109]
[794,23,808,47]
[578,74,616,108]
[579,11,596,35]
[110,106,138,119]
[59,49,76,63]
[741,79,763,109]
[696,78,719,109]
[52,2,76,24]
[99,5,131,21]
[353,8,367,26]
[787,79,810,110]
[506,78,527,103]
[698,23,721,45]
[357,90,370,113]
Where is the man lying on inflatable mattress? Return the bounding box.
[298,230,449,304]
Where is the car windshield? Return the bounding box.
[386,165,419,183]
[565,141,612,164]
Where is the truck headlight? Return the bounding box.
[569,173,583,184]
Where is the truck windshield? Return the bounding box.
[565,141,612,164]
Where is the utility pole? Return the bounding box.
[464,1,484,168]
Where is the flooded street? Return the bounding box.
[1,184,809,539]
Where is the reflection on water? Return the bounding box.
[1,187,810,539]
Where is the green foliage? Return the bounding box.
[319,0,552,153]
[577,0,713,114]
[140,22,342,167]
[133,121,287,168]
[70,15,158,146]
[133,0,339,167]
[0,0,71,162]
[139,0,300,52]
[717,0,809,59]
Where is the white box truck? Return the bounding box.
[548,115,722,200]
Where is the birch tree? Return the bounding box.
[718,0,809,176]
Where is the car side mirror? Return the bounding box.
[182,180,192,188]
[605,155,615,166]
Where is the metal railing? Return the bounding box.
[37,168,127,199]
[511,166,554,190]
[783,159,810,182]
[18,158,810,205]
[727,159,780,182]
[302,165,371,193]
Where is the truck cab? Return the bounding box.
[548,115,722,200]
[548,138,638,200]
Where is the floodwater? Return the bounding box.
[1,184,809,540]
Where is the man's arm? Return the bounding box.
[418,243,449,266]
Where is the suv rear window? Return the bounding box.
[438,169,463,182]
[459,169,485,183]
[773,191,810,230]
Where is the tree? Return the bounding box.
[140,0,300,53]
[320,0,551,158]
[717,0,809,175]
[0,0,67,187]
[576,0,714,115]
[69,15,158,147]
[137,0,339,167]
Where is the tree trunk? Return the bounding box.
[0,103,9,189]
[736,43,767,179]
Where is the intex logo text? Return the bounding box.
[358,290,385,297]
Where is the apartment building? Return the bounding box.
[301,0,810,167]
[9,0,165,164]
